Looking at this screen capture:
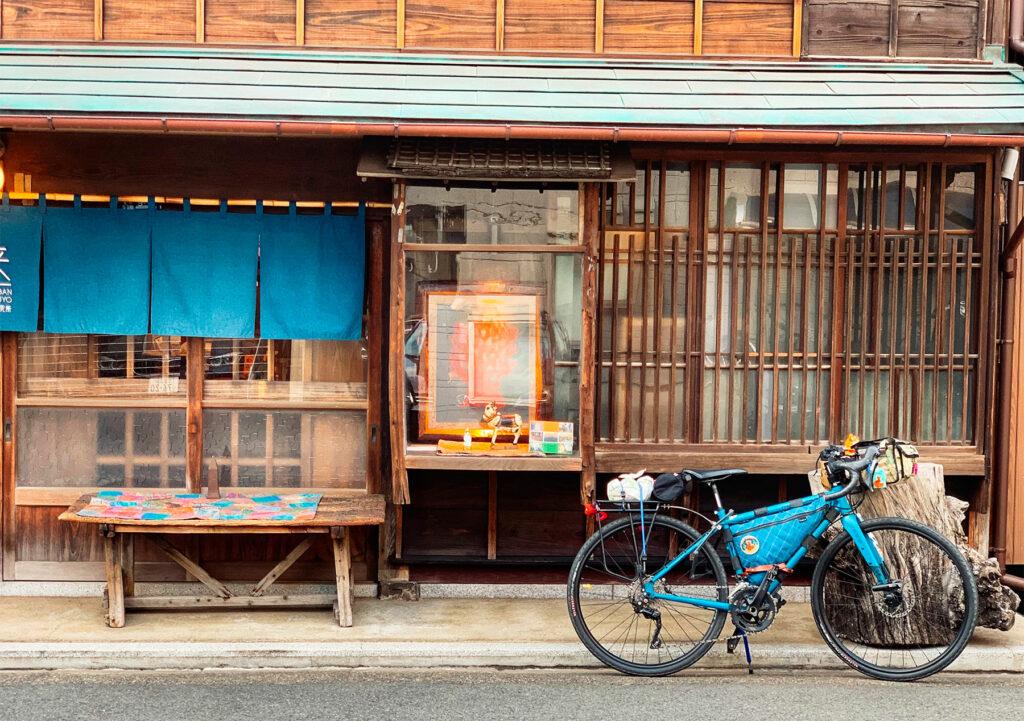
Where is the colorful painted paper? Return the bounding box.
[75,491,322,521]
[528,421,574,455]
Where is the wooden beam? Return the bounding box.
[888,0,899,57]
[94,0,103,41]
[792,0,802,58]
[125,594,335,609]
[148,534,232,599]
[694,0,703,55]
[496,0,504,51]
[397,0,405,49]
[296,0,305,46]
[366,220,386,496]
[196,0,205,43]
[595,0,604,53]
[250,536,314,596]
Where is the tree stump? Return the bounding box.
[808,463,1019,642]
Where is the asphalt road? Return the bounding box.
[0,668,1021,721]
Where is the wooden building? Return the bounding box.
[0,0,1022,591]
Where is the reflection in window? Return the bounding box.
[405,186,578,245]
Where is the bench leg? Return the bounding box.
[103,531,126,628]
[120,534,135,597]
[331,527,352,627]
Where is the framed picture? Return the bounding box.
[417,286,543,440]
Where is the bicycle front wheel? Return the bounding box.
[811,517,978,681]
[567,515,728,676]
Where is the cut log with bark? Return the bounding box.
[808,463,1019,641]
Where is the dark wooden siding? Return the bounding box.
[104,0,196,42]
[503,0,595,53]
[305,0,397,47]
[804,0,982,58]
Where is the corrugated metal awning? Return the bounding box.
[0,44,1023,138]
[357,138,635,181]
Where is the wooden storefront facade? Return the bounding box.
[0,0,1022,589]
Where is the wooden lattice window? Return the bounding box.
[597,158,989,447]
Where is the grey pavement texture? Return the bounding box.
[1,668,1023,721]
[0,595,1020,674]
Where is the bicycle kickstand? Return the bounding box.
[725,626,754,675]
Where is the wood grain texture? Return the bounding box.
[405,0,496,49]
[304,0,396,47]
[205,0,295,44]
[702,0,793,56]
[804,0,891,57]
[103,0,196,41]
[503,0,594,52]
[603,0,694,54]
[579,184,599,506]
[897,1,979,58]
[1,0,93,39]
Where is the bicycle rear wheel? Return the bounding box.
[811,517,977,681]
[567,515,728,676]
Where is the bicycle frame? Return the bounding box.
[638,492,890,612]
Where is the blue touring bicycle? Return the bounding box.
[567,438,978,681]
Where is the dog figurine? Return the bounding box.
[481,402,523,448]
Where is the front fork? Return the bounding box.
[837,499,891,587]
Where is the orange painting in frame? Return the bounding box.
[417,287,543,441]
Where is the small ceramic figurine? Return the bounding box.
[481,401,523,448]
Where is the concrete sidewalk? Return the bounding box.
[0,593,1021,673]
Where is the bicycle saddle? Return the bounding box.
[683,469,748,484]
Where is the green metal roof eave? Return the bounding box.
[0,44,1022,137]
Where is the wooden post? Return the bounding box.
[196,0,205,43]
[693,0,703,55]
[496,0,504,51]
[388,183,410,504]
[397,0,405,49]
[186,337,204,493]
[792,0,802,57]
[296,0,305,45]
[331,526,353,627]
[580,184,600,505]
[487,471,498,560]
[2,334,17,581]
[94,0,103,41]
[366,220,386,496]
[102,528,126,628]
[595,0,604,53]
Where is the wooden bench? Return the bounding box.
[58,493,386,628]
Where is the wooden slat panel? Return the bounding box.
[503,0,594,52]
[702,0,793,57]
[205,0,296,44]
[15,505,103,562]
[102,0,196,42]
[602,0,694,54]
[804,0,889,57]
[405,0,496,49]
[896,1,979,59]
[304,0,396,47]
[2,0,93,39]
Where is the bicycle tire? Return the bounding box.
[567,514,728,676]
[810,516,978,681]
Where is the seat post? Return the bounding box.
[709,482,724,511]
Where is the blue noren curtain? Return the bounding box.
[0,202,42,331]
[258,205,365,340]
[150,209,258,338]
[43,207,151,335]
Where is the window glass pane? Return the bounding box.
[202,339,366,402]
[404,249,581,454]
[17,333,187,399]
[944,166,977,230]
[203,409,365,489]
[664,163,690,227]
[723,163,762,229]
[17,407,186,488]
[405,186,579,245]
[782,164,821,230]
[825,165,839,229]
